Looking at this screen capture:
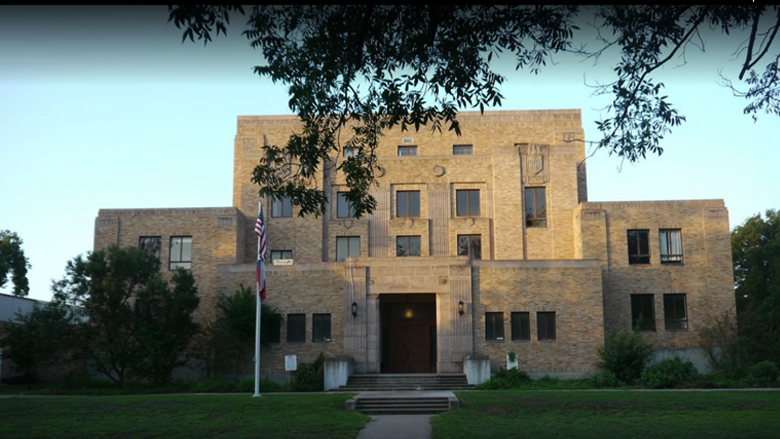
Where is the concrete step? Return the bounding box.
[336,373,474,392]
[355,397,451,415]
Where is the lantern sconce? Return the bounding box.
[458,300,464,316]
[351,301,358,318]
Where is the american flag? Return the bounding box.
[254,205,267,302]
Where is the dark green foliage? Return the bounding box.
[640,357,699,389]
[168,5,780,218]
[476,368,532,390]
[52,246,200,387]
[0,230,30,297]
[590,370,622,388]
[0,301,73,388]
[291,353,325,392]
[597,330,654,385]
[744,361,779,387]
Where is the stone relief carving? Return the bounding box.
[433,165,445,177]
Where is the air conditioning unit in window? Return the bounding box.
[272,259,294,266]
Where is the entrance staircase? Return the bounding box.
[338,374,474,415]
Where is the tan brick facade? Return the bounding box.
[94,109,735,377]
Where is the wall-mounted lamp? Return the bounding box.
[458,300,464,316]
[351,301,358,318]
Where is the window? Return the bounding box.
[138,236,161,259]
[267,319,281,343]
[511,312,530,341]
[456,189,480,216]
[272,196,293,218]
[627,229,650,265]
[537,312,556,341]
[169,236,192,270]
[396,191,420,217]
[398,146,417,156]
[336,236,360,262]
[336,192,355,218]
[396,236,421,257]
[453,144,473,155]
[271,250,292,262]
[524,187,547,227]
[664,294,688,331]
[659,229,683,264]
[457,235,482,260]
[343,147,359,157]
[313,314,331,342]
[287,313,305,343]
[631,294,656,331]
[485,312,504,341]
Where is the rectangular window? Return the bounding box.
[664,294,688,331]
[627,229,650,265]
[169,236,192,270]
[270,250,293,262]
[456,189,480,216]
[337,192,355,218]
[631,294,656,331]
[659,229,683,264]
[396,236,421,257]
[537,312,556,341]
[313,314,331,342]
[267,319,281,343]
[457,235,482,260]
[336,236,360,262]
[398,146,417,156]
[524,187,547,227]
[396,191,420,217]
[138,236,161,259]
[511,312,530,341]
[343,147,359,157]
[485,312,504,341]
[272,196,293,218]
[453,144,473,155]
[287,313,305,343]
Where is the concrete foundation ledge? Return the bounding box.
[325,356,354,391]
[463,355,490,385]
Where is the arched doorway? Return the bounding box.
[380,294,436,373]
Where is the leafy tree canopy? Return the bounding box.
[0,230,31,297]
[168,5,780,218]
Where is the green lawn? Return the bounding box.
[0,393,368,439]
[434,390,780,439]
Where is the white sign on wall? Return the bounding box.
[285,355,297,371]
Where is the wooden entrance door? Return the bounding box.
[388,323,430,373]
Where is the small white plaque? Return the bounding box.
[285,355,297,371]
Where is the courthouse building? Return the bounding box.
[93,109,735,378]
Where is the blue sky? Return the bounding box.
[1,6,778,301]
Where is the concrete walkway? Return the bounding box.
[355,414,432,439]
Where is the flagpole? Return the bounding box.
[253,201,263,398]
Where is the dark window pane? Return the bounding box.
[457,235,481,260]
[511,312,530,341]
[287,314,305,343]
[537,312,556,341]
[631,294,656,331]
[628,230,650,265]
[525,187,547,227]
[337,192,354,218]
[313,314,331,342]
[457,190,468,216]
[486,312,504,341]
[397,191,408,217]
[409,192,420,217]
[664,294,688,331]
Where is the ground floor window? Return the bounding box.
[396,235,421,256]
[485,312,504,341]
[537,312,556,341]
[664,294,688,331]
[511,312,530,341]
[631,294,656,331]
[313,314,331,342]
[287,313,305,343]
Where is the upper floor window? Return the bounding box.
[631,294,656,331]
[336,236,360,262]
[396,191,420,217]
[272,196,293,218]
[537,311,556,341]
[396,235,421,257]
[659,229,683,264]
[336,192,355,218]
[457,234,482,260]
[511,312,530,341]
[398,146,417,156]
[453,144,473,155]
[664,294,688,331]
[169,236,192,270]
[139,236,161,259]
[627,230,650,265]
[524,187,547,227]
[456,189,480,216]
[485,312,504,341]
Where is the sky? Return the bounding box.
[1,6,778,302]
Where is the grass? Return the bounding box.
[433,390,780,439]
[0,393,367,439]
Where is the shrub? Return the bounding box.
[590,370,622,388]
[189,378,235,393]
[476,368,531,390]
[743,361,779,387]
[640,357,699,389]
[291,353,325,392]
[598,330,654,385]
